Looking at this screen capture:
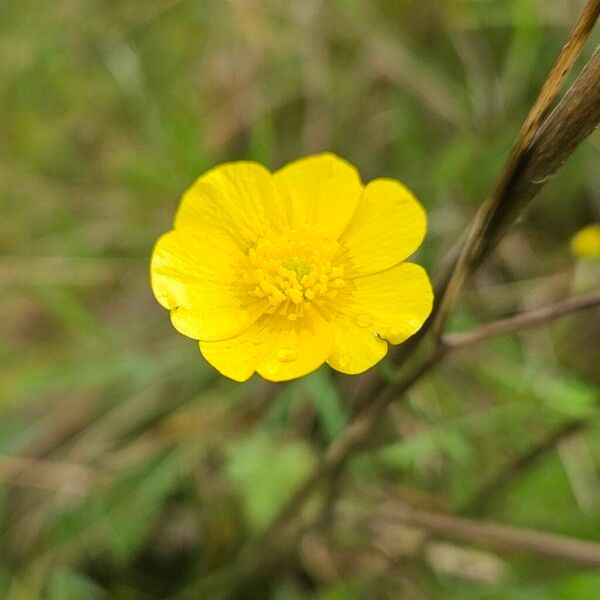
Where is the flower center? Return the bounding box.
[246,227,345,320]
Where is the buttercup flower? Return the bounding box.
[151,153,433,382]
[571,223,600,258]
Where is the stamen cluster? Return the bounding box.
[246,227,345,320]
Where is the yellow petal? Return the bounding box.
[274,152,362,239]
[175,162,288,249]
[151,229,267,341]
[337,179,426,276]
[199,311,334,382]
[326,262,433,374]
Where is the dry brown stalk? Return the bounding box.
[378,504,600,567]
[471,45,600,266]
[432,0,600,336]
[503,0,600,162]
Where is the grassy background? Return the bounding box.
[1,0,599,598]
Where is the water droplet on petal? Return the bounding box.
[338,355,350,369]
[277,348,298,363]
[356,313,372,328]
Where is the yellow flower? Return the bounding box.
[571,223,600,258]
[151,153,433,382]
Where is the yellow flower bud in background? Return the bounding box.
[571,223,600,258]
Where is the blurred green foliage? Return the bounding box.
[0,0,599,598]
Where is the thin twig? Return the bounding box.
[443,292,600,350]
[378,504,600,567]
